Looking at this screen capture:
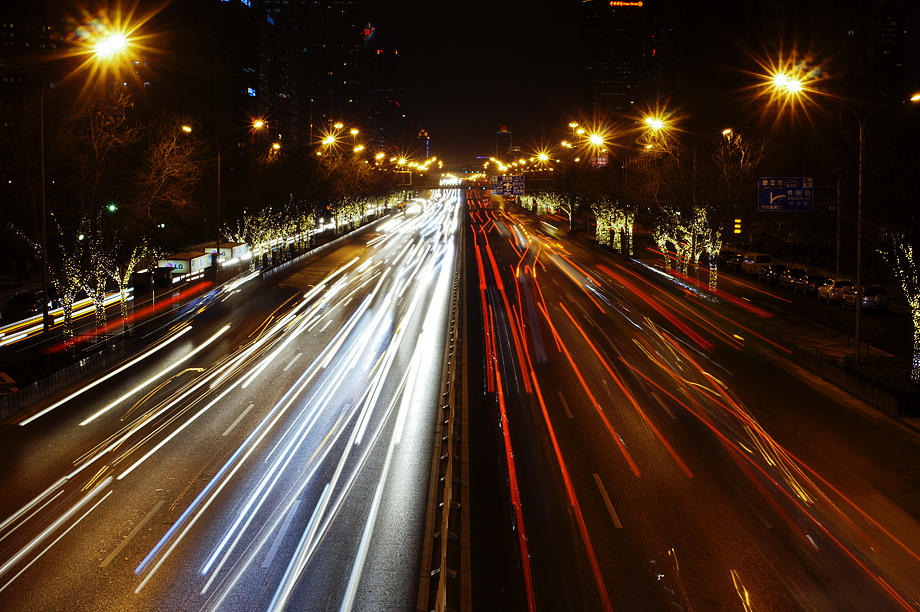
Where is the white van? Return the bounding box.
[741,253,773,275]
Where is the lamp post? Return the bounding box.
[214,120,265,273]
[769,70,919,364]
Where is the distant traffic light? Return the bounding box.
[733,218,741,234]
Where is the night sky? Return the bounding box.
[374,0,582,166]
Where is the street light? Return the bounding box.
[37,31,132,335]
[93,34,128,58]
[214,119,265,271]
[645,116,665,131]
[766,67,919,364]
[771,72,803,94]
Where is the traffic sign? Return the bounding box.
[758,177,813,211]
[490,175,525,196]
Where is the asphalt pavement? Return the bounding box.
[464,198,920,611]
[0,193,463,612]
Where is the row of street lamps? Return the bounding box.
[492,70,917,365]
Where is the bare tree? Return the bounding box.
[127,115,207,234]
[58,90,139,222]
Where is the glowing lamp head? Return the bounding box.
[589,134,604,146]
[772,72,803,94]
[94,34,127,57]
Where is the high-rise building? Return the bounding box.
[364,20,411,155]
[496,126,512,159]
[250,1,408,151]
[580,0,655,119]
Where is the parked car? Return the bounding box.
[778,267,807,289]
[1,290,57,323]
[758,264,787,284]
[842,285,887,310]
[818,278,853,303]
[795,273,826,295]
[717,250,736,267]
[741,253,774,276]
[724,253,745,272]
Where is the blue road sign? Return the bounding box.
[758,177,814,211]
[490,175,525,196]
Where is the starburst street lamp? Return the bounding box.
[770,72,804,94]
[765,64,920,365]
[645,116,665,131]
[93,34,128,57]
[36,30,133,335]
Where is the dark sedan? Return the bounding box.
[758,264,787,284]
[795,274,827,296]
[724,253,745,272]
[778,267,806,289]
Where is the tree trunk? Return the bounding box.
[119,285,130,335]
[911,324,919,383]
[708,252,719,290]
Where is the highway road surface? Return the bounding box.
[0,191,462,612]
[466,193,920,611]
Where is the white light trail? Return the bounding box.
[80,324,231,425]
[0,476,112,584]
[19,325,194,426]
[0,489,112,594]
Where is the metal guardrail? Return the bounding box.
[0,341,125,420]
[429,235,464,612]
[769,335,920,417]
